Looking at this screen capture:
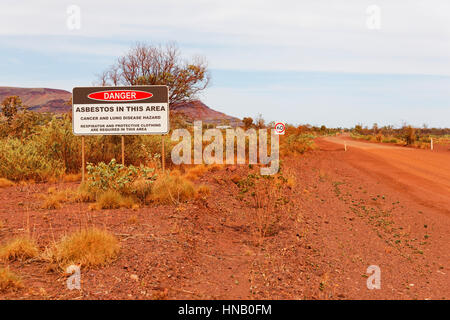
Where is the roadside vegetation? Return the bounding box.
[44,228,120,270]
[350,123,450,148]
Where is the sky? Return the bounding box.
[0,0,449,128]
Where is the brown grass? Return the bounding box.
[0,236,39,261]
[0,267,22,292]
[149,174,197,205]
[196,185,210,198]
[73,183,96,203]
[45,228,120,269]
[92,190,137,210]
[183,164,208,180]
[62,173,82,182]
[0,178,15,188]
[41,188,75,209]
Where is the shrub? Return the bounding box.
[376,134,382,142]
[280,133,315,156]
[0,138,65,181]
[0,267,22,292]
[403,126,416,145]
[45,228,120,269]
[86,159,157,197]
[0,236,39,261]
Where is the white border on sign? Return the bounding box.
[71,85,170,136]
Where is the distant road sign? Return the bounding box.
[72,85,169,135]
[274,122,285,135]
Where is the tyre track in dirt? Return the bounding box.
[319,136,450,216]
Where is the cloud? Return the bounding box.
[0,0,449,75]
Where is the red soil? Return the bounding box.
[0,137,448,300]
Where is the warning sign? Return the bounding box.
[72,85,169,135]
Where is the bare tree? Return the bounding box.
[97,42,210,105]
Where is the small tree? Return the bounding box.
[98,43,210,106]
[372,123,378,134]
[243,117,253,129]
[403,125,416,145]
[354,124,363,134]
[254,114,265,129]
[1,96,23,124]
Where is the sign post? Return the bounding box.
[121,136,125,165]
[81,136,85,182]
[72,85,169,175]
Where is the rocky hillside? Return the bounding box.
[171,100,242,126]
[0,87,71,113]
[0,87,241,125]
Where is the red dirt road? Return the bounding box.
[320,136,450,215]
[0,136,449,300]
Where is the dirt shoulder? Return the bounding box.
[0,141,448,299]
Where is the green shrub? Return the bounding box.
[281,133,315,156]
[0,138,64,181]
[86,159,157,200]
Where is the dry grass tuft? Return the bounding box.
[149,174,197,205]
[0,178,15,188]
[41,188,75,209]
[73,183,96,203]
[0,236,39,261]
[92,190,137,210]
[196,185,210,197]
[62,173,82,182]
[207,164,223,172]
[45,228,120,269]
[183,164,208,180]
[0,267,22,292]
[41,195,62,210]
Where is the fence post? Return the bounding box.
[430,138,433,151]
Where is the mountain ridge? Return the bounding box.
[0,86,241,125]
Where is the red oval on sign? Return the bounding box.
[87,90,153,102]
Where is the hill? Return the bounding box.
[0,87,71,113]
[171,100,242,126]
[0,87,241,125]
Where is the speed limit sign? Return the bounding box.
[274,122,285,135]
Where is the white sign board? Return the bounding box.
[72,85,169,135]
